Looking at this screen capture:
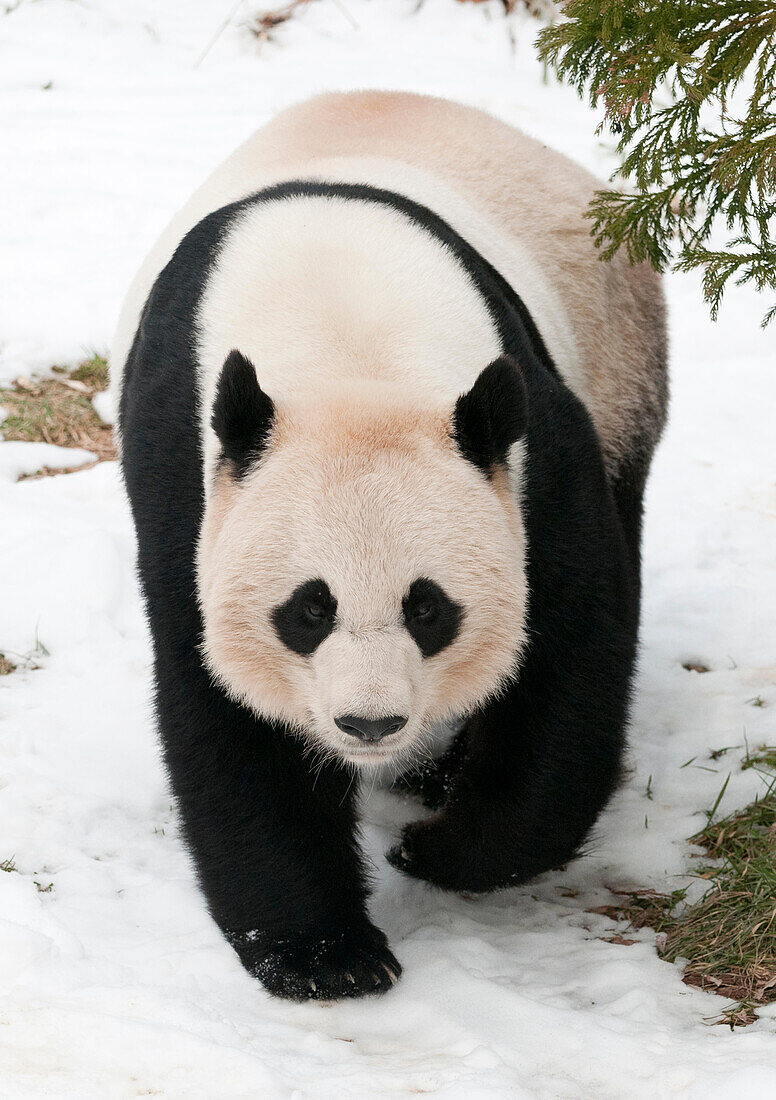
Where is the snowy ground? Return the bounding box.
[1,1,776,1096]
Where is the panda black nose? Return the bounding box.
[334,714,408,742]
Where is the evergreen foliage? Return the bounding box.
[537,1,776,323]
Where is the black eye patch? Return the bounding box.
[272,579,337,656]
[402,578,463,658]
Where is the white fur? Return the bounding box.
[196,194,503,487]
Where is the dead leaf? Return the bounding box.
[58,378,91,394]
[14,376,39,394]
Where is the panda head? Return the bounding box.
[197,350,529,767]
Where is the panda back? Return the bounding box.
[112,91,667,475]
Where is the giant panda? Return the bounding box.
[112,91,668,1001]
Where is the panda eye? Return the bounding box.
[272,579,337,656]
[402,578,463,658]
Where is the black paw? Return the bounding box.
[387,816,522,893]
[230,921,401,1002]
[386,817,466,890]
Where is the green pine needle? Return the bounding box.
[537,1,776,324]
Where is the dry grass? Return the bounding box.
[590,888,686,934]
[593,756,776,1028]
[456,0,559,15]
[0,655,16,676]
[250,0,316,44]
[248,0,555,45]
[68,355,109,389]
[742,744,776,771]
[0,354,115,478]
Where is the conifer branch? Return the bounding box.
[537,1,776,324]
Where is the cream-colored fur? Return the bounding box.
[197,386,528,765]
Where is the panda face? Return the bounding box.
[197,369,528,768]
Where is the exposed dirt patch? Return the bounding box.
[0,355,115,478]
[591,887,685,934]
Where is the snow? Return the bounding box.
[0,442,96,484]
[91,390,115,427]
[1,1,775,1096]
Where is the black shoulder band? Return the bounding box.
[237,180,557,378]
[120,178,557,465]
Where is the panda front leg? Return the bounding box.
[387,357,641,893]
[387,642,631,892]
[156,654,400,1001]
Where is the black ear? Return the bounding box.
[452,356,527,475]
[211,350,275,479]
